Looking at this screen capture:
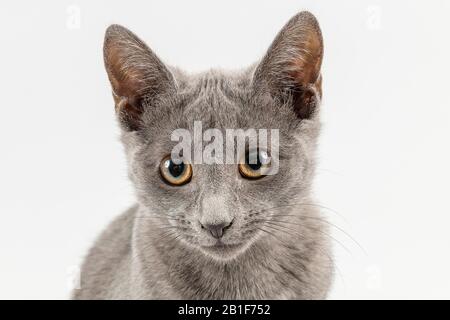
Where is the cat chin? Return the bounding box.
[199,242,250,261]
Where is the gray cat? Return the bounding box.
[73,11,333,300]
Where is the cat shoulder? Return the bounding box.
[72,205,137,299]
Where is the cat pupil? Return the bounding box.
[168,160,185,177]
[246,152,262,171]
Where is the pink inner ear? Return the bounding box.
[106,44,146,100]
[292,86,319,119]
[104,25,158,101]
[103,24,176,131]
[105,44,148,131]
[252,12,324,108]
[289,29,323,88]
[113,95,144,131]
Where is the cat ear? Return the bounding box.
[104,24,176,131]
[253,12,323,120]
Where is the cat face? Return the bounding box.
[103,12,323,260]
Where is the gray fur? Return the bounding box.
[73,11,333,300]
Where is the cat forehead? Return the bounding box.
[177,69,250,98]
[140,68,293,134]
[173,70,255,125]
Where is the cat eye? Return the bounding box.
[238,150,271,179]
[159,155,192,186]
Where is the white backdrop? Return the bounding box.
[0,0,449,299]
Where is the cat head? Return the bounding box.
[103,11,323,260]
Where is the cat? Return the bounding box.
[73,11,333,299]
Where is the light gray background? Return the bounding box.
[1,0,449,299]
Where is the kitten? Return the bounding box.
[73,11,333,299]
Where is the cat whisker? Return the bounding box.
[251,218,353,256]
[153,229,178,243]
[262,214,367,256]
[237,193,350,225]
[260,202,349,224]
[253,223,345,286]
[244,199,364,256]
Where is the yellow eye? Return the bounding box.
[238,150,271,179]
[159,155,192,186]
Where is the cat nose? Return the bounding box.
[201,220,233,239]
